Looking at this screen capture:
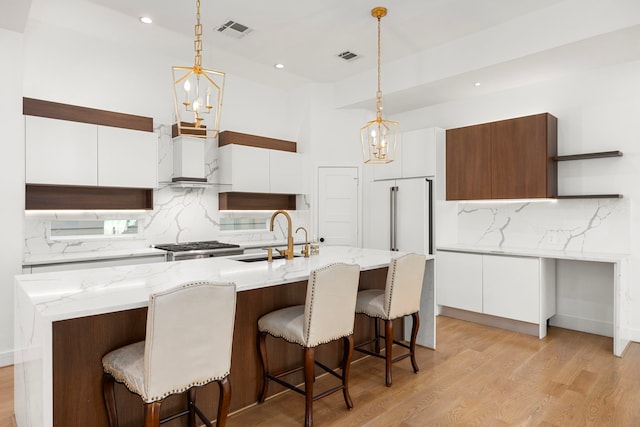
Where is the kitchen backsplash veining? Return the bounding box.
[23,132,310,258]
[456,198,629,254]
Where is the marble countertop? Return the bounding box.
[22,247,167,266]
[436,243,629,263]
[22,240,308,266]
[16,246,433,322]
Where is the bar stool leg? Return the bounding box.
[102,373,119,427]
[385,319,394,387]
[217,377,231,427]
[257,331,269,403]
[187,388,197,427]
[374,318,380,354]
[410,313,420,373]
[342,335,354,409]
[143,401,162,427]
[304,347,316,427]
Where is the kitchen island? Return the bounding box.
[14,246,435,427]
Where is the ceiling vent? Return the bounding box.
[216,19,253,39]
[338,51,359,61]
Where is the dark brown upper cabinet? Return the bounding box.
[446,113,557,201]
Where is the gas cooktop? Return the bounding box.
[153,240,240,252]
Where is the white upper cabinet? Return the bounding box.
[97,126,157,188]
[372,127,443,180]
[219,144,301,194]
[269,149,301,194]
[25,116,158,188]
[26,116,98,186]
[219,144,270,192]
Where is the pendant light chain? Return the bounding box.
[376,13,383,120]
[194,0,203,70]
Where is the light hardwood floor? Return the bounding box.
[4,316,640,426]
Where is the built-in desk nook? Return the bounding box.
[436,244,629,357]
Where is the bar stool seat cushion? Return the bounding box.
[257,305,306,346]
[355,289,386,319]
[103,341,146,399]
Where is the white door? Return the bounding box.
[318,167,358,246]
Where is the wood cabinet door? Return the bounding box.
[491,113,556,199]
[446,123,491,200]
[435,250,483,313]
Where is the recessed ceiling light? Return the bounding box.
[474,82,481,87]
[274,63,285,69]
[139,16,153,24]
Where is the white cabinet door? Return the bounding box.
[269,150,301,194]
[401,128,437,178]
[25,116,98,186]
[436,250,483,312]
[368,180,393,251]
[396,178,429,254]
[482,255,539,323]
[97,126,157,188]
[219,144,270,193]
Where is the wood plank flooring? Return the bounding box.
[4,316,640,427]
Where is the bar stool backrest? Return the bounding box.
[303,263,361,347]
[144,282,237,401]
[385,253,426,319]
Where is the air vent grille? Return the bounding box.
[217,19,253,39]
[338,51,359,61]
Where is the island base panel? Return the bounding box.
[51,268,397,426]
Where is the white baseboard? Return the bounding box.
[0,349,14,367]
[549,314,613,338]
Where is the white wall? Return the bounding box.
[0,28,25,365]
[390,59,640,340]
[6,0,307,365]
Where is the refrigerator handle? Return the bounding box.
[391,186,399,251]
[426,178,433,255]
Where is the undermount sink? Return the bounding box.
[233,253,302,263]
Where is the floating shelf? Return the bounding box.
[556,194,623,199]
[552,150,623,161]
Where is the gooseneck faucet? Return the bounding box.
[269,210,294,260]
[296,226,310,257]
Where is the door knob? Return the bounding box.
[319,237,325,243]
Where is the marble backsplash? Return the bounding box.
[23,131,310,258]
[454,198,630,254]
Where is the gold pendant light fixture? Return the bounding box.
[172,0,225,138]
[360,6,399,164]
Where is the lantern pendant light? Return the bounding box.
[172,0,225,138]
[360,6,399,164]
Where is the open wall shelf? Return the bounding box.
[553,150,622,161]
[556,194,623,199]
[554,149,623,199]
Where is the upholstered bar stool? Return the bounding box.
[102,281,236,427]
[355,253,426,386]
[257,263,361,427]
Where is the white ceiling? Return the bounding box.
[5,0,640,113]
[83,0,566,84]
